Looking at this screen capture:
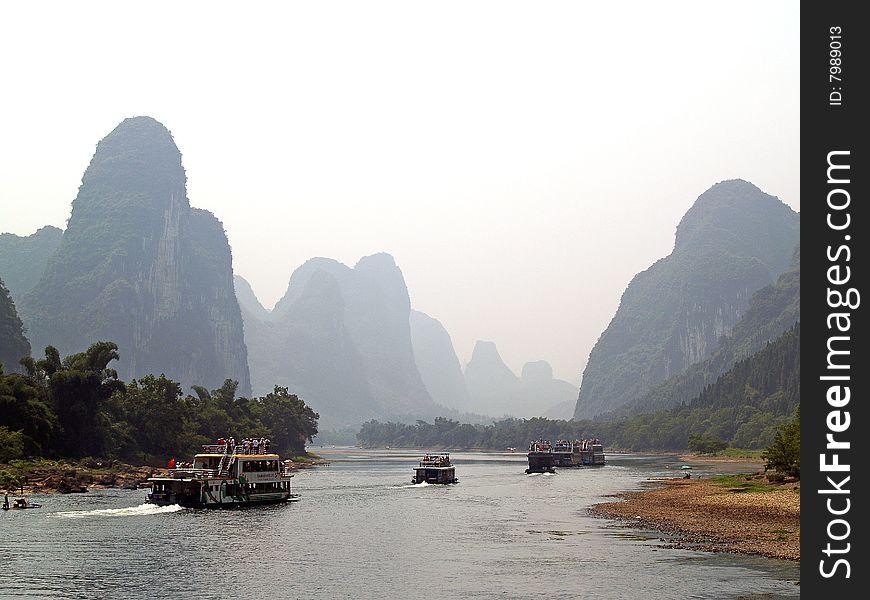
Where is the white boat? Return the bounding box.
[147,439,300,508]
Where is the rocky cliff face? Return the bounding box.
[242,253,438,427]
[573,179,799,419]
[0,278,30,372]
[0,226,63,302]
[608,243,801,418]
[409,310,470,410]
[20,117,250,394]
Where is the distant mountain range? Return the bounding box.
[239,254,445,428]
[409,309,470,411]
[574,179,799,419]
[463,340,578,418]
[10,117,251,394]
[0,119,801,438]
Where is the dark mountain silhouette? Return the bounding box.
[19,116,251,395]
[574,179,799,419]
[409,310,470,410]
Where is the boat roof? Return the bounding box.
[195,453,280,459]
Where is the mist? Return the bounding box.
[0,0,799,381]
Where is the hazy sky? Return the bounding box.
[1,1,799,381]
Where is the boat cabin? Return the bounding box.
[412,453,458,484]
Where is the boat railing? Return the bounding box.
[169,467,218,478]
[418,454,452,467]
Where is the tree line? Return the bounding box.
[358,324,800,476]
[0,341,319,464]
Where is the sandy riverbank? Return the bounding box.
[591,477,800,561]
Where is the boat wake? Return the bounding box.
[399,481,430,488]
[53,503,183,519]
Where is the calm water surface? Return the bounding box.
[1,450,799,599]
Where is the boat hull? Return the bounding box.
[526,452,556,473]
[412,466,458,484]
[147,476,296,508]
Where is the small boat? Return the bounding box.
[2,496,42,510]
[412,453,458,484]
[680,465,693,470]
[146,437,300,508]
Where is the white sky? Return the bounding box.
[0,1,799,382]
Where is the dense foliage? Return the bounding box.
[0,341,319,465]
[359,324,799,452]
[762,406,800,478]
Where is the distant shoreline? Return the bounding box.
[591,476,800,561]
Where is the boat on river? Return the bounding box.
[147,439,299,508]
[526,438,606,473]
[412,453,458,484]
[526,440,556,473]
[2,495,42,510]
[552,439,606,467]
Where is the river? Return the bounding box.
[1,450,799,599]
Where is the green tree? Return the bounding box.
[36,342,123,457]
[0,373,58,456]
[251,386,319,453]
[762,406,800,478]
[110,374,189,461]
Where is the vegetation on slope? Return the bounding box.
[1,341,318,465]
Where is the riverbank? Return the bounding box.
[591,475,800,561]
[1,453,325,494]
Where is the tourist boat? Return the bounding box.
[526,440,556,473]
[2,496,42,510]
[412,453,458,484]
[552,439,606,467]
[146,439,300,508]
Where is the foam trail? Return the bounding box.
[401,481,430,488]
[53,503,183,519]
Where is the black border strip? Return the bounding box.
[802,2,867,595]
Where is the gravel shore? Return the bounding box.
[591,477,800,561]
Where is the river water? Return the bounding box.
[1,450,799,599]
